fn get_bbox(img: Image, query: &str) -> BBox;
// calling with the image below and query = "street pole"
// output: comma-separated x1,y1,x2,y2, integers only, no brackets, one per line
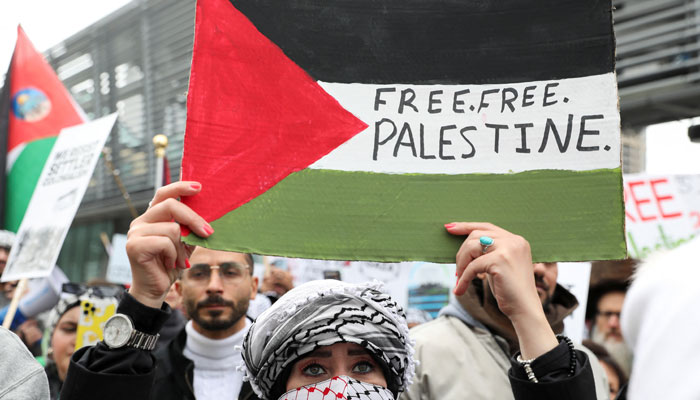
153,134,168,191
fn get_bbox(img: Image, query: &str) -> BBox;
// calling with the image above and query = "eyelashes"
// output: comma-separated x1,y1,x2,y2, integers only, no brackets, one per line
298,358,377,377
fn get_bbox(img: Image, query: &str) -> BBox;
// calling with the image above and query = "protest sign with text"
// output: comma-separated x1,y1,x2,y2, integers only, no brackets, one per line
181,0,625,263
105,233,131,285
624,174,700,259
1,114,117,281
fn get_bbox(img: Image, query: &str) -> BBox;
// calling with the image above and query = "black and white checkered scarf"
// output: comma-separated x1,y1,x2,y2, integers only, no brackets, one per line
241,280,414,400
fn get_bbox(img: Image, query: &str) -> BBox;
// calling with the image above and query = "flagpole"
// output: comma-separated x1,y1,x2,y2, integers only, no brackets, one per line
101,148,139,218
153,134,168,191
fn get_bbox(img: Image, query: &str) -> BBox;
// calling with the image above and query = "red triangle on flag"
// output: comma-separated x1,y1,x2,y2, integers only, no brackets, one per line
181,0,368,224
8,26,84,153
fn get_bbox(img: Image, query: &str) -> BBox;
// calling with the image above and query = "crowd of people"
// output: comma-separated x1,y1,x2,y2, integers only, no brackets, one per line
0,180,698,400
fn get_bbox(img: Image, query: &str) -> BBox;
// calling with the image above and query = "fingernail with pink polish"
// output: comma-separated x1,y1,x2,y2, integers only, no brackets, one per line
444,223,456,229
203,224,214,235
190,183,201,190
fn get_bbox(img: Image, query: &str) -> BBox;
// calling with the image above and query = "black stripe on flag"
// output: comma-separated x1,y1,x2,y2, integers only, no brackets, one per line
231,0,615,84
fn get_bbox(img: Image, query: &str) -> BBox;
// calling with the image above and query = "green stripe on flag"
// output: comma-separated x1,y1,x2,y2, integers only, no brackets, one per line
5,137,57,232
184,168,626,263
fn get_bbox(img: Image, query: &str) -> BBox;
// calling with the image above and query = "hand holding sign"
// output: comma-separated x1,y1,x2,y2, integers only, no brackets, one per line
181,0,625,263
126,182,213,308
446,222,557,360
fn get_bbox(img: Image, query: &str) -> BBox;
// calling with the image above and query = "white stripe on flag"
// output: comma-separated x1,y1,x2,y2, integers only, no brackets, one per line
313,73,620,174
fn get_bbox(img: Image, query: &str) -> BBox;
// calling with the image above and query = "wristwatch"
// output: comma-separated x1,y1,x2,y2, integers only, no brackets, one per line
103,313,160,350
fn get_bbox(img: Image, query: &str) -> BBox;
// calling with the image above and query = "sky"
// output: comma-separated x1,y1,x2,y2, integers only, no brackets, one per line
646,119,700,175
0,1,131,73
2,0,700,175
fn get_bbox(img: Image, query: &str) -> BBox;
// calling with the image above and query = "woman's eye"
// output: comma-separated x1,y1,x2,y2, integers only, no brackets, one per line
352,361,374,374
302,363,326,376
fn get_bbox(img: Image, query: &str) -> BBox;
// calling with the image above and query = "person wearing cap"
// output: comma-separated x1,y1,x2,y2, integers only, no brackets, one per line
586,280,631,377
61,181,599,400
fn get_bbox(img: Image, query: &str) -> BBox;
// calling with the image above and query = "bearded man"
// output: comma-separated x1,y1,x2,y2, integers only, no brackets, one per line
404,260,610,399
587,280,632,377
150,247,259,400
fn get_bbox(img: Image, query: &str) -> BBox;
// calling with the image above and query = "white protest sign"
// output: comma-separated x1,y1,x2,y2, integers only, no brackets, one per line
624,174,700,259
257,257,429,310
343,262,411,308
105,233,131,284
1,114,117,282
557,262,592,344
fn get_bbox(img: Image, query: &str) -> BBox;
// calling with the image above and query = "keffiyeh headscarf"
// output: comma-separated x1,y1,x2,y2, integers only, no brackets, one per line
46,292,82,341
242,280,414,400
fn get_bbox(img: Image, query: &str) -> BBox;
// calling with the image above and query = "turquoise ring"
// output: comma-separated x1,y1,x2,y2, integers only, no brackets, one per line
479,236,494,253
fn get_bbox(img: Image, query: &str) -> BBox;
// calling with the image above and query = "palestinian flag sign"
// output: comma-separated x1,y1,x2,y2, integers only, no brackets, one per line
182,0,626,263
0,26,85,232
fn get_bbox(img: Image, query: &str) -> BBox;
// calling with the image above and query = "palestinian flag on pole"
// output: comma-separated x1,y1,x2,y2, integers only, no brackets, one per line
0,26,85,232
182,0,626,262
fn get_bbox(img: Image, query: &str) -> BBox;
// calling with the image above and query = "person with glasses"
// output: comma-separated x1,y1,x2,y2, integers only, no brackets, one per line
147,249,258,400
586,280,631,378
63,181,259,400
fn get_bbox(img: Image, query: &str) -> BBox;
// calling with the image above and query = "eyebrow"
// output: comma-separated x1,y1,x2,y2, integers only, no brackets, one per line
303,349,332,359
300,347,370,360
348,348,369,356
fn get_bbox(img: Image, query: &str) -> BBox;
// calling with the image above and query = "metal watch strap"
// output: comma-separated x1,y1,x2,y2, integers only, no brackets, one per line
126,330,160,350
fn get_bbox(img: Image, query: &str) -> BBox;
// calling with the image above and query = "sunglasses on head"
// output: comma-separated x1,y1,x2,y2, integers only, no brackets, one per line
62,282,125,299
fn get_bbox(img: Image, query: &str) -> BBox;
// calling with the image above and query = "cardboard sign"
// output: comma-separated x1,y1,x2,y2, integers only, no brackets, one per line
182,0,624,263
1,114,116,282
105,234,132,284
624,174,700,259
75,297,118,349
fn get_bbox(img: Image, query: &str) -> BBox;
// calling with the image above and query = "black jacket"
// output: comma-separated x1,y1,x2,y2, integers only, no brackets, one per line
63,293,593,400
152,326,257,400
62,293,258,400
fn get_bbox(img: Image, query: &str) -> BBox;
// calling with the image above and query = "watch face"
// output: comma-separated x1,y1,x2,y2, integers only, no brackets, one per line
104,314,133,348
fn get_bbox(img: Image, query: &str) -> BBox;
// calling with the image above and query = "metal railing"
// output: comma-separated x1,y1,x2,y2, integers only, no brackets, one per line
615,0,700,127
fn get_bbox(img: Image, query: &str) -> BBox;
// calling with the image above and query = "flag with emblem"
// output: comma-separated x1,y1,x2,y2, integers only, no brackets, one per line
181,0,626,262
0,26,85,232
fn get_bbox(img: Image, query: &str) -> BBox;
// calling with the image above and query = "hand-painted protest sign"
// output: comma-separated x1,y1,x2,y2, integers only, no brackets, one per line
624,174,700,259
182,0,625,263
1,114,116,282
106,234,132,285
